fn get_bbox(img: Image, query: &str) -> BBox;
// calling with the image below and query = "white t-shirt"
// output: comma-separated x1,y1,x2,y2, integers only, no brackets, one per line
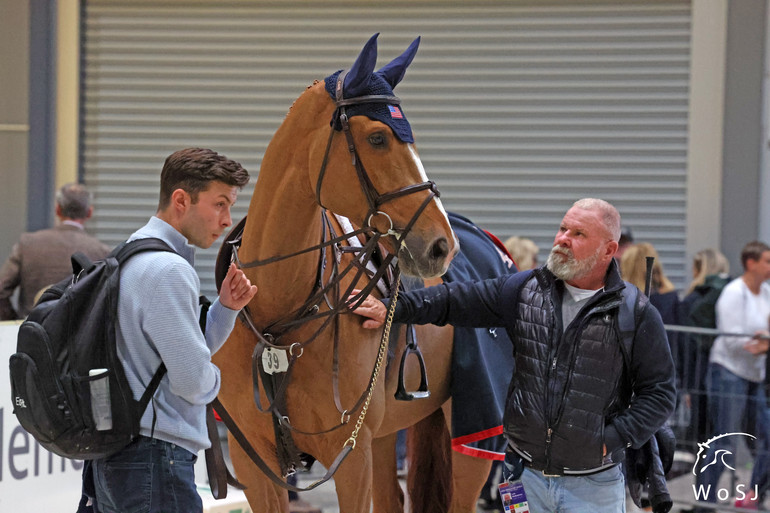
562,282,602,329
709,277,770,382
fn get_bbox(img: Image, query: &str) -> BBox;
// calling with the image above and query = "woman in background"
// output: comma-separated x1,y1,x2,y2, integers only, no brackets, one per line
503,236,539,271
621,243,684,438
620,242,679,317
680,249,730,453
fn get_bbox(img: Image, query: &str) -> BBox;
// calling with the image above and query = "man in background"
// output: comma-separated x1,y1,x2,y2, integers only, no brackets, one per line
0,183,111,319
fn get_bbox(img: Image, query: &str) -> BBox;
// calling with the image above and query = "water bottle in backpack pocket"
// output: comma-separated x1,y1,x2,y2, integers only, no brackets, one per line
88,369,112,431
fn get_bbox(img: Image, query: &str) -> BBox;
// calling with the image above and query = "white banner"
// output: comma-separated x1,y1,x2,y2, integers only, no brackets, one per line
0,322,83,513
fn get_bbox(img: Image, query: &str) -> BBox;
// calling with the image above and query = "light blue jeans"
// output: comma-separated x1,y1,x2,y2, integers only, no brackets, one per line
518,466,626,513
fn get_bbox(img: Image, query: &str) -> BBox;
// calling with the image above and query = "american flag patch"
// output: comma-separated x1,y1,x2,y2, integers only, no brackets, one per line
388,105,403,119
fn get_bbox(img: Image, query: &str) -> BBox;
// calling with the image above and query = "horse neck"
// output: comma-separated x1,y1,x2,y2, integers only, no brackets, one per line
239,85,333,323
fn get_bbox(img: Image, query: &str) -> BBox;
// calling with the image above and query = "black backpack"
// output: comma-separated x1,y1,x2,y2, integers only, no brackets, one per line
8,238,176,460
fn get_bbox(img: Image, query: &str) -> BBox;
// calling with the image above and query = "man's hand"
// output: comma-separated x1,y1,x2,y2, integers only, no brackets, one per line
219,263,258,310
348,289,387,329
744,330,770,355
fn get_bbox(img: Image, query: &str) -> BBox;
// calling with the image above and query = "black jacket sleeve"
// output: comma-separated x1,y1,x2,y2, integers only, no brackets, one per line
387,271,534,328
605,301,677,452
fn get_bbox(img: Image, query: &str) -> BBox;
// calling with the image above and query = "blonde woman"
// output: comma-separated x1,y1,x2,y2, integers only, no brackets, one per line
680,248,730,447
620,242,676,296
686,248,730,295
503,236,539,271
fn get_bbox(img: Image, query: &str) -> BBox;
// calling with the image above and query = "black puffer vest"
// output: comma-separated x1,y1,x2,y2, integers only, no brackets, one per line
503,265,632,474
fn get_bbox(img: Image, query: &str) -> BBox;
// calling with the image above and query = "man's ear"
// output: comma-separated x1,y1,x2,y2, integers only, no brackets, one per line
606,240,619,259
169,188,191,212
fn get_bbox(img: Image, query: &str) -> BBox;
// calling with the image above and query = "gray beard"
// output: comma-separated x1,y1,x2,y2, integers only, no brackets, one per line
546,246,601,282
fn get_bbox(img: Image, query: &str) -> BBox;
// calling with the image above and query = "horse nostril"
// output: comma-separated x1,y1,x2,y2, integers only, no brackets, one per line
429,237,449,261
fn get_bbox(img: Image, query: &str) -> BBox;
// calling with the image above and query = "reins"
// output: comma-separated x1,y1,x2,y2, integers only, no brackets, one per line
212,279,400,493
213,71,441,492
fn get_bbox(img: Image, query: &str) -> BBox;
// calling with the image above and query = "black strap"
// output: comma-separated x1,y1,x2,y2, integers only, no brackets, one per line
617,285,646,377
205,403,246,498
212,397,353,493
126,238,177,426
113,237,176,262
200,295,247,499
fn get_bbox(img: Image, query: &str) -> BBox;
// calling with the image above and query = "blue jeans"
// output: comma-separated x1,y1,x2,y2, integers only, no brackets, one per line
695,363,770,502
516,466,626,513
92,436,201,513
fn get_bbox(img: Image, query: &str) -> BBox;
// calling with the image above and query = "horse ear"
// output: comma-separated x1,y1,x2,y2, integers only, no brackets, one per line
344,33,380,98
378,36,421,88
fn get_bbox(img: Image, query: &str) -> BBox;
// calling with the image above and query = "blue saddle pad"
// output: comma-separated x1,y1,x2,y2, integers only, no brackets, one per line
443,212,516,459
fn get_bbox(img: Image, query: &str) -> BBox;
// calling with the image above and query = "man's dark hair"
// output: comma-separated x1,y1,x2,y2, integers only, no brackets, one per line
56,183,92,219
740,240,770,270
158,148,250,210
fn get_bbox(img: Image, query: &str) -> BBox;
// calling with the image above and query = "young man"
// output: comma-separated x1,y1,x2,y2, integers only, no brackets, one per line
696,240,770,509
352,198,676,513
87,148,257,513
0,183,111,319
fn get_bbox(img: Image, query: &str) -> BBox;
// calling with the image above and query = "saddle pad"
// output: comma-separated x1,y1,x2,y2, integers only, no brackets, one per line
438,212,517,459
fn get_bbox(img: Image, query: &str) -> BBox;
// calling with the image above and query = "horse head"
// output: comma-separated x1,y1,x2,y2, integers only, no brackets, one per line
312,33,458,279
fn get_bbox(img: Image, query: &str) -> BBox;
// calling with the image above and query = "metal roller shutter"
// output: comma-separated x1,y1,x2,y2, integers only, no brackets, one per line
81,0,691,297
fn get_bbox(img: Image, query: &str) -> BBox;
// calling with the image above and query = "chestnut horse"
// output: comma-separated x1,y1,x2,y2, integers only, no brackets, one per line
213,34,494,513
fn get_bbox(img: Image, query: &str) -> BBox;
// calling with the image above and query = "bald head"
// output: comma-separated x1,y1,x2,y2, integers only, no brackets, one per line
571,198,621,242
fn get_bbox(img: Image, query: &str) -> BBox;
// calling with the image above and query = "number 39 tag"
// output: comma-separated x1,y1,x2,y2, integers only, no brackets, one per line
262,347,290,375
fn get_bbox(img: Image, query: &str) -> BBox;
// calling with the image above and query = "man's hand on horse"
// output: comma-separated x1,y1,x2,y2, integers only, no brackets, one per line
348,289,387,329
220,263,258,310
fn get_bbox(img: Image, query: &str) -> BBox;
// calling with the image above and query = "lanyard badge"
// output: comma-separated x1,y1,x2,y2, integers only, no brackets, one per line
498,480,530,513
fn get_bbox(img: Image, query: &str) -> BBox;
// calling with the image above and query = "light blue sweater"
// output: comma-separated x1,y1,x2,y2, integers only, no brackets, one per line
117,216,238,454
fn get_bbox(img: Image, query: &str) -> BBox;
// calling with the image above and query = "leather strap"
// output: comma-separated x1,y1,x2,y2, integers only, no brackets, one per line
212,398,353,492
205,403,246,498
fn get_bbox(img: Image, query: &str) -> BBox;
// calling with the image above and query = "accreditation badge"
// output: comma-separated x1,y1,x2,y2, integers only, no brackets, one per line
498,480,529,513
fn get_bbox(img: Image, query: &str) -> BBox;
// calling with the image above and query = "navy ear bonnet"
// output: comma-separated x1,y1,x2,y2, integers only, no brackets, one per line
323,34,420,144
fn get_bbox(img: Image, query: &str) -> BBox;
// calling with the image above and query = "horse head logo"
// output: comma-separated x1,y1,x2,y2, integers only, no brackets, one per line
692,432,757,475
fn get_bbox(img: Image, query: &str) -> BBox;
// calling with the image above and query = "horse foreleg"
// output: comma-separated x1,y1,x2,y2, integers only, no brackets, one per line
371,432,405,513
228,432,290,513
331,440,374,513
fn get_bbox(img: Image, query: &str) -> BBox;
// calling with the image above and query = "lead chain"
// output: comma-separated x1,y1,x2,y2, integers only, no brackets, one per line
344,276,401,450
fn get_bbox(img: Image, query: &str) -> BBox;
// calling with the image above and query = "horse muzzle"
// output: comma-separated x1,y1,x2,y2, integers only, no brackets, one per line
397,231,458,279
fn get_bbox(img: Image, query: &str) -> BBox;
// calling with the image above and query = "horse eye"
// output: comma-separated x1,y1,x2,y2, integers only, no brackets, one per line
368,132,386,147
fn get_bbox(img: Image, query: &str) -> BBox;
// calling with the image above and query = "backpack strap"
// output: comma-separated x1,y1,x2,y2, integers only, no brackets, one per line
115,238,178,426
616,285,648,381
113,237,176,262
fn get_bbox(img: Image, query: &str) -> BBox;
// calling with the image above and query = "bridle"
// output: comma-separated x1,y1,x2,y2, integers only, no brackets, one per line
223,71,444,438
234,69,442,335
317,69,440,245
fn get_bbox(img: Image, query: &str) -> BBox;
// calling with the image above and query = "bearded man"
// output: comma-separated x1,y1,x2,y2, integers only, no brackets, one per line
351,198,675,513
